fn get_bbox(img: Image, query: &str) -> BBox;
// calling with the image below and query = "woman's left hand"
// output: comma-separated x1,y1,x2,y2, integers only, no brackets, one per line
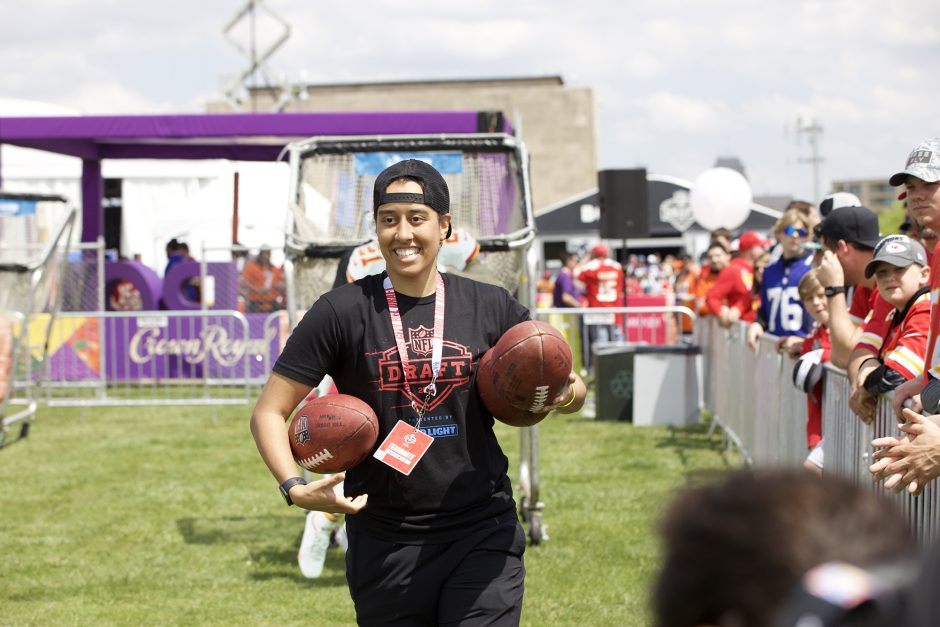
544,373,586,414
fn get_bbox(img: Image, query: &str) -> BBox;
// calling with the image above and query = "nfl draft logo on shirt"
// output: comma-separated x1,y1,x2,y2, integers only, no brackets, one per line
375,335,472,412
410,326,434,355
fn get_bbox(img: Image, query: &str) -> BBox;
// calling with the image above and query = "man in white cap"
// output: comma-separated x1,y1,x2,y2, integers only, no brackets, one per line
872,138,940,496
888,138,940,422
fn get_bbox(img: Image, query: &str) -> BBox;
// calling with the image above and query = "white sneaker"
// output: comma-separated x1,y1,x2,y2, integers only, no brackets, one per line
298,511,335,579
333,522,348,553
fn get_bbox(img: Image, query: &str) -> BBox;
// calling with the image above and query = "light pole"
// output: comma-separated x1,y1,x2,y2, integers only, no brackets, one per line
796,116,823,202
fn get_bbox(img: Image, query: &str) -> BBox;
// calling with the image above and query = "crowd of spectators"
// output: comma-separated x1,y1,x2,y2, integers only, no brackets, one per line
650,135,940,624
239,246,285,313
535,137,940,499
163,240,287,313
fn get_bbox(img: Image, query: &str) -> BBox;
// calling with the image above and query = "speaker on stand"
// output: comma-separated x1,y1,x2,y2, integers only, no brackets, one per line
597,168,649,240
597,167,649,304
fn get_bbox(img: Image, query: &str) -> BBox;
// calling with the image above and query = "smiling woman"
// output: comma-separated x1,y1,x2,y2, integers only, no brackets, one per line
375,178,451,298
250,157,585,626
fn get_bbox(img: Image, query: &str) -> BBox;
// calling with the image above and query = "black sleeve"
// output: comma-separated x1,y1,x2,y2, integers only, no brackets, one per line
332,249,354,289
863,364,908,396
272,296,343,387
502,286,531,330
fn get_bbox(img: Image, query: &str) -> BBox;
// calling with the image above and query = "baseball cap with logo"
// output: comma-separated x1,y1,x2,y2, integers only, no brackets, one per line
864,234,928,279
889,137,940,187
814,206,881,249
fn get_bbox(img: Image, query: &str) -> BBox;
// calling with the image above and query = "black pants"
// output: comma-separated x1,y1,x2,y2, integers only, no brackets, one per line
345,519,526,626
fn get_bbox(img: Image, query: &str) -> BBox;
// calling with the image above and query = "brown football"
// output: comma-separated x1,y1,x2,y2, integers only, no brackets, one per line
476,320,572,425
288,394,379,473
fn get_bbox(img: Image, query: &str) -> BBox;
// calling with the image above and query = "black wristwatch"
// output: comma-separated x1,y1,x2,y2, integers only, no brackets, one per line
824,285,847,298
279,476,307,506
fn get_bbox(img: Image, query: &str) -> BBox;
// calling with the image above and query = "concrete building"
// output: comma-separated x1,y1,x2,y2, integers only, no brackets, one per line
830,177,898,213
208,76,597,212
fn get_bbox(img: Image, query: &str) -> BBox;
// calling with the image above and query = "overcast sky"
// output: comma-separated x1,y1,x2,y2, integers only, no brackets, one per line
2,0,938,202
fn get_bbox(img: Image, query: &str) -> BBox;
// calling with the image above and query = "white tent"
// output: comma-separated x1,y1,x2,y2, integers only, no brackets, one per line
0,99,291,271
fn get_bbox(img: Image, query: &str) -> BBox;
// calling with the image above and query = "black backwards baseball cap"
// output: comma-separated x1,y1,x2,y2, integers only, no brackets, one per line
373,159,451,238
864,234,928,279
889,137,940,187
813,205,881,249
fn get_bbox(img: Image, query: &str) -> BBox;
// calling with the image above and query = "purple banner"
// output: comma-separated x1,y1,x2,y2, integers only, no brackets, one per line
45,312,283,383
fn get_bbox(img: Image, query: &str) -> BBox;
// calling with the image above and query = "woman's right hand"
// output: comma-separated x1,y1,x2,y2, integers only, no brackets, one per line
290,473,368,514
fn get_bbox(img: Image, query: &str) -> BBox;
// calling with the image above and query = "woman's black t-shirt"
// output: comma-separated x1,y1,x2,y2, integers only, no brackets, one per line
273,272,530,543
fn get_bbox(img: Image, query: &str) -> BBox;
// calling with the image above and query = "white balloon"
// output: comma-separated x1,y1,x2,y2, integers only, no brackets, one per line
690,167,753,232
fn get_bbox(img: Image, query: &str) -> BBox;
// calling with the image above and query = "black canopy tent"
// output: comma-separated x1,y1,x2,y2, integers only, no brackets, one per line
535,173,779,239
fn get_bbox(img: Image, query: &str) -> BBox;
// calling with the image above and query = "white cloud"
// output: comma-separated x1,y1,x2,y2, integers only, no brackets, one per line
637,92,729,134
0,0,938,204
60,82,174,115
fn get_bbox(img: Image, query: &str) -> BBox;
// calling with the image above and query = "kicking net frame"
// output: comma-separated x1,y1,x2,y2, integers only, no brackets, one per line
0,194,76,447
281,133,550,543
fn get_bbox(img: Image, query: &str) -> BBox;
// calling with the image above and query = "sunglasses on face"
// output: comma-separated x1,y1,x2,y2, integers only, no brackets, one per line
784,225,809,238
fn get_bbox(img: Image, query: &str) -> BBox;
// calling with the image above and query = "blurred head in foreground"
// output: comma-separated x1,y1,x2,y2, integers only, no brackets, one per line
653,469,915,627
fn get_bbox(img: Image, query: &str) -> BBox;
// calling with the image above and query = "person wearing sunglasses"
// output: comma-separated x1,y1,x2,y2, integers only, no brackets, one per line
746,209,817,352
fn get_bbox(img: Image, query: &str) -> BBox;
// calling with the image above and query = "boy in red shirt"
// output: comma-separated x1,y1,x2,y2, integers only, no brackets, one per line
793,270,831,474
849,235,931,422
706,231,770,327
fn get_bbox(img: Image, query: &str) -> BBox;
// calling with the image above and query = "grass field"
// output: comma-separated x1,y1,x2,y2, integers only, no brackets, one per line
0,404,738,626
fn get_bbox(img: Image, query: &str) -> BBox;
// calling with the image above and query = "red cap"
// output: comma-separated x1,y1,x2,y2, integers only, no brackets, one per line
591,243,609,258
738,231,770,251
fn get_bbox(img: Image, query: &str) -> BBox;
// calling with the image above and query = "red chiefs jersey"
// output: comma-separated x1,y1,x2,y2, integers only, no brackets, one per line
705,257,757,322
877,294,931,380
576,258,625,308
853,284,893,355
800,325,831,448
848,285,879,326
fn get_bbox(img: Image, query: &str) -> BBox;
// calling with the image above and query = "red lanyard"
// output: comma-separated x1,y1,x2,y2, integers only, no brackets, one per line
383,273,445,428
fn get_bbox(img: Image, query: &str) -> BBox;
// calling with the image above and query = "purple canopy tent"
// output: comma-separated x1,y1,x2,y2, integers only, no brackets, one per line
0,111,510,242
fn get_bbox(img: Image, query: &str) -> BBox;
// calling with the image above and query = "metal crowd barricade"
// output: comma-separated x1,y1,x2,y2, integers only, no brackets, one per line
535,305,697,346
41,310,253,407
698,319,809,466
699,315,940,544
821,367,940,545
534,304,698,391
528,304,696,541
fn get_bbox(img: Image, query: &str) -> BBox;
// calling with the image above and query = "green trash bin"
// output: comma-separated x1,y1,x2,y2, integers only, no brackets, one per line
592,342,701,424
